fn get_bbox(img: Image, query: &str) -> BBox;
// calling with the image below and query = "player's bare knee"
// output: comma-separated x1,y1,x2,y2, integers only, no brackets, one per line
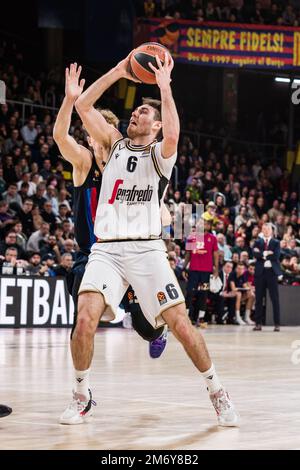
171,312,193,344
75,313,96,337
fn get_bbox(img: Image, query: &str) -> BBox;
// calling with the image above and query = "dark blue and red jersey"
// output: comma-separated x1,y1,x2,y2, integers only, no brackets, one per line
72,157,102,255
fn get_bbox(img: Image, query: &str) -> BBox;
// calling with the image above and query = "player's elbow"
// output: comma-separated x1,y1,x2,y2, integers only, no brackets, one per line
53,128,62,144
75,95,91,114
164,133,179,147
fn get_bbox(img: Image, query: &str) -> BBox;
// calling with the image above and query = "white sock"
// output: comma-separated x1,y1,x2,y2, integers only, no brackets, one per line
75,368,90,400
198,310,205,319
202,363,222,394
245,309,251,318
236,310,241,319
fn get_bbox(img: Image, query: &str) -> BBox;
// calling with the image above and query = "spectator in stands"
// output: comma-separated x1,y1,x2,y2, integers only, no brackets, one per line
203,201,219,227
2,183,22,207
41,253,56,277
26,221,50,252
20,118,37,145
0,201,14,233
15,198,35,237
40,201,57,232
57,188,71,211
40,158,53,181
53,252,73,276
283,4,296,25
32,182,47,209
232,236,247,256
275,213,285,239
16,172,36,196
26,251,44,275
13,221,27,251
55,203,71,226
39,234,61,262
229,262,255,325
3,129,23,154
0,246,27,275
0,230,26,258
61,220,73,240
2,155,17,184
217,232,232,261
144,0,155,17
213,260,237,324
62,238,76,260
45,185,59,215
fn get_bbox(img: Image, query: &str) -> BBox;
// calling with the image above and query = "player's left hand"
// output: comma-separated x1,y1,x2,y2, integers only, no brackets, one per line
65,63,85,102
148,52,174,90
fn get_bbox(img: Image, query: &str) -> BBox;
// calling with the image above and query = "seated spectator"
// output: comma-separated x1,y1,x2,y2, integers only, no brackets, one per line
32,182,47,209
0,200,16,235
40,200,57,231
40,234,61,262
18,182,30,203
143,0,155,17
169,256,183,281
186,177,201,202
229,262,255,325
232,236,247,256
53,252,73,276
41,253,57,277
40,159,53,181
288,239,300,257
45,184,58,217
26,251,44,275
0,167,6,196
55,203,72,226
3,129,23,154
240,250,250,265
2,155,17,184
57,188,71,211
16,172,36,196
212,261,237,324
2,183,22,207
203,201,220,228
217,232,232,261
0,230,26,259
62,238,76,260
61,220,74,240
26,222,50,252
16,198,35,237
282,4,296,25
12,221,27,252
0,246,27,275
20,118,37,145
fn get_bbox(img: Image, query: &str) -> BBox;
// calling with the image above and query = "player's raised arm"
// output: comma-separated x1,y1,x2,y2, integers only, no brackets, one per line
148,53,179,159
75,54,140,147
53,63,92,172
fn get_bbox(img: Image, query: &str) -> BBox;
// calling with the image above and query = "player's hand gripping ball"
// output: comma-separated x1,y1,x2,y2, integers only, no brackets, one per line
130,42,172,84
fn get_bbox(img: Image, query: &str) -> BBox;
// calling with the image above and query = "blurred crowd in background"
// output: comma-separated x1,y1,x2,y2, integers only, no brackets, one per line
139,0,300,27
0,27,299,293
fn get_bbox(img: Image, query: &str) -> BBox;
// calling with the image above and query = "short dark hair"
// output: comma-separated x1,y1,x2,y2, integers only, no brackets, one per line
237,262,245,268
142,97,161,121
142,97,163,141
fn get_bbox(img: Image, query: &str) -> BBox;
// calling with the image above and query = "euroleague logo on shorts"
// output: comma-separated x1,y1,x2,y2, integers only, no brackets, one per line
157,291,167,306
108,179,154,205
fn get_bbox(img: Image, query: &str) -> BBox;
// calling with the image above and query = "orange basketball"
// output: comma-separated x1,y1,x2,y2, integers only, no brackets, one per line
130,42,172,85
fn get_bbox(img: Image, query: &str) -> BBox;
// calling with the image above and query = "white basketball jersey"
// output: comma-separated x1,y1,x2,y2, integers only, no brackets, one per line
94,138,177,240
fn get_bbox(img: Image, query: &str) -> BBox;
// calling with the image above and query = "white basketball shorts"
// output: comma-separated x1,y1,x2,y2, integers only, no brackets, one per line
78,239,185,328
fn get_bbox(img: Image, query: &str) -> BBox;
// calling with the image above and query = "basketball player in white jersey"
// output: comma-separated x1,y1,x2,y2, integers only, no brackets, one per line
60,54,239,427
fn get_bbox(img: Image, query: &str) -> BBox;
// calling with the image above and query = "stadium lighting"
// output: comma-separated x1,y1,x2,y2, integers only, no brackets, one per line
275,77,291,83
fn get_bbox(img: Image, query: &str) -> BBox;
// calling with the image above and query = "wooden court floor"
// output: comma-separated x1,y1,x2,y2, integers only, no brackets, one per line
0,325,300,450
